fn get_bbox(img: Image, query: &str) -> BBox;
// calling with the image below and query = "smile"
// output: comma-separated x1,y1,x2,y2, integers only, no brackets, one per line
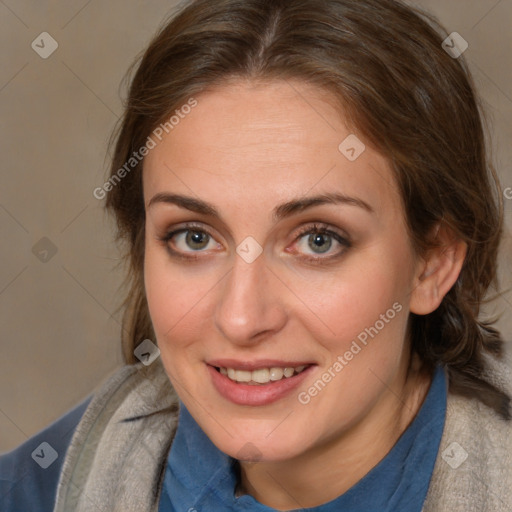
215,365,308,385
207,362,315,406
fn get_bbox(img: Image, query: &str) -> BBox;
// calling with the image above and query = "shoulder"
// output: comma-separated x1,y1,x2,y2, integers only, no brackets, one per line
54,358,180,512
61,358,179,444
0,396,91,512
423,355,512,512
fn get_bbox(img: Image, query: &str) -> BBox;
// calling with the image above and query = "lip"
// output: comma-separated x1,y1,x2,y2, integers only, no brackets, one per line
207,363,316,406
207,359,314,371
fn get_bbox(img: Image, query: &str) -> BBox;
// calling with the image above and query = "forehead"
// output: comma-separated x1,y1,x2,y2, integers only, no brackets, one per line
142,80,400,217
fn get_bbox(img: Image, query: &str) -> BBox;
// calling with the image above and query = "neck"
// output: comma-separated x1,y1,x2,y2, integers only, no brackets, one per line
237,353,433,511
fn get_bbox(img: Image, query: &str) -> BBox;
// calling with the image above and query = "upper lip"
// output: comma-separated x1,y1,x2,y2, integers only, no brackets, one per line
207,359,314,371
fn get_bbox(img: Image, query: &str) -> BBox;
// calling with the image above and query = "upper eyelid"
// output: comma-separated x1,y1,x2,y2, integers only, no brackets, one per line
163,225,219,245
162,222,225,244
293,223,351,248
295,223,348,238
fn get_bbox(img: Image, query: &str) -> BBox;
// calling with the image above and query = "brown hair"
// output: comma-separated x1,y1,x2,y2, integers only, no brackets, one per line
105,0,510,419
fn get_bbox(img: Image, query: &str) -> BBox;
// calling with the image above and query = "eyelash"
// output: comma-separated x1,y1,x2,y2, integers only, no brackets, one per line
158,222,351,263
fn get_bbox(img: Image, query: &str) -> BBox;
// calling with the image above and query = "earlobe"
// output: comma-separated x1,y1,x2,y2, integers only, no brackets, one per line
409,224,467,315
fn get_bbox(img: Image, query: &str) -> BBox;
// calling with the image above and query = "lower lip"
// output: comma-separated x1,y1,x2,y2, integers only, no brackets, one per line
207,364,315,406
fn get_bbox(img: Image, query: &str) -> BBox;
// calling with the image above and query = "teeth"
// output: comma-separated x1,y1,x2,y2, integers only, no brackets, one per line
219,365,308,384
269,367,283,381
234,370,252,382
252,368,270,383
283,367,294,378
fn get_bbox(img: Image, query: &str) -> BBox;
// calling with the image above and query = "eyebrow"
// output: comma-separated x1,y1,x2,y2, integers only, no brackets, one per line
147,192,374,221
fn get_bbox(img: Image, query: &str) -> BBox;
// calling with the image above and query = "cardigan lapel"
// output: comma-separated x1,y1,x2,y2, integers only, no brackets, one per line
53,359,180,512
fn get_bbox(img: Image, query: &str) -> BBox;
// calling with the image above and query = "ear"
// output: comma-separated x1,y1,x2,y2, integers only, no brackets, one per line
409,223,468,315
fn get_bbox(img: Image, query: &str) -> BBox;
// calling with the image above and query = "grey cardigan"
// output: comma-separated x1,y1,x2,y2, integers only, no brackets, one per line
53,357,512,512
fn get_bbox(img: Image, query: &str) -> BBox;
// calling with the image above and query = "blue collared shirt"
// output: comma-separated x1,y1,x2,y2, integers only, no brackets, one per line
0,396,92,512
159,364,447,512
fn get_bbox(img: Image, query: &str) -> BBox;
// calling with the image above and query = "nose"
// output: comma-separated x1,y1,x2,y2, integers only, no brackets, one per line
214,252,287,346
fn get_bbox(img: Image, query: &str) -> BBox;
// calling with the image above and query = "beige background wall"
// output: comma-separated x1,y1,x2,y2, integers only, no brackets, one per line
1,0,511,452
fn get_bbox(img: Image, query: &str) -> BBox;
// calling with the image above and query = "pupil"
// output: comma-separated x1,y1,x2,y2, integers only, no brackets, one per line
187,231,208,250
309,233,331,253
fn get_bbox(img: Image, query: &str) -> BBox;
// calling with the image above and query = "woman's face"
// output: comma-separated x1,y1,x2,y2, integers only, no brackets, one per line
143,80,423,463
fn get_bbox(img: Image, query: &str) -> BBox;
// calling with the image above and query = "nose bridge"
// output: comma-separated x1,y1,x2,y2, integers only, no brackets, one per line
214,252,286,344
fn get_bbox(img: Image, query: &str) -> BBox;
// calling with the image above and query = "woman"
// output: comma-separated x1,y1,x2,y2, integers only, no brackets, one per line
2,0,511,510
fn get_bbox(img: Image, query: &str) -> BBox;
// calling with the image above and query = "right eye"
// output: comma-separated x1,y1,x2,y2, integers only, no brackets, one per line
159,223,223,258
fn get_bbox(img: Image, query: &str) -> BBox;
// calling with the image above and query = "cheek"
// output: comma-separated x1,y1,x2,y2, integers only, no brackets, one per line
310,244,413,363
298,270,409,425
315,282,404,355
143,242,219,355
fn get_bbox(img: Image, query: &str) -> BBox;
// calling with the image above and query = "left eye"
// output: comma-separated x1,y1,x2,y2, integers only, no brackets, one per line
298,232,333,254
294,227,350,257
